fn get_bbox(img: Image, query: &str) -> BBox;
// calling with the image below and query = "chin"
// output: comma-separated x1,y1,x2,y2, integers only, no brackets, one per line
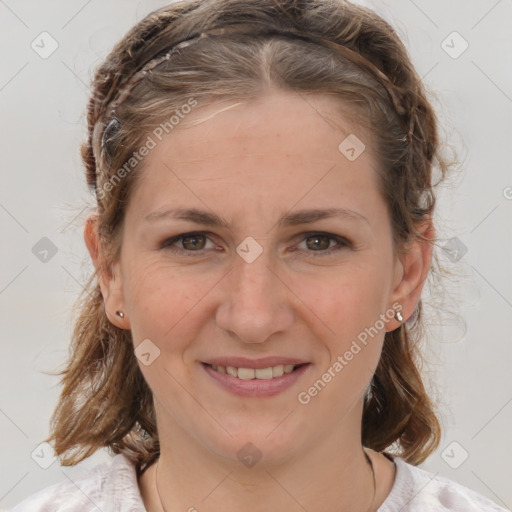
202,421,308,469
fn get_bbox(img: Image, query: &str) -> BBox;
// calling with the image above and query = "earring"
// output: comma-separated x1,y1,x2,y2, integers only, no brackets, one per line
116,310,125,318
395,311,404,323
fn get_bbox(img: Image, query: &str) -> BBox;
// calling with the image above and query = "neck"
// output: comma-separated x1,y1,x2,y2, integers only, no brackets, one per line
147,403,378,512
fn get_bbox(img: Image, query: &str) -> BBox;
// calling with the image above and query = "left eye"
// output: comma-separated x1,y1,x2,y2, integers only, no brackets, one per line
294,233,349,256
160,231,350,257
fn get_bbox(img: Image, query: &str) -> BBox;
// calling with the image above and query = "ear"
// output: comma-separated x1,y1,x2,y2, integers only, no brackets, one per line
387,219,434,330
84,214,130,330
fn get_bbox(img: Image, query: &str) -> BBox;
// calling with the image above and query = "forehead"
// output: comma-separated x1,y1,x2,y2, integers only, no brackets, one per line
127,91,383,223
154,92,372,162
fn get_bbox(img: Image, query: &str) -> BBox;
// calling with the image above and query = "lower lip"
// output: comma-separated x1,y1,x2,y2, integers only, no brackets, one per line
201,363,311,397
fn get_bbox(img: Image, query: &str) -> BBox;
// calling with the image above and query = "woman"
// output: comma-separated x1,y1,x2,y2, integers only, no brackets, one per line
8,0,507,510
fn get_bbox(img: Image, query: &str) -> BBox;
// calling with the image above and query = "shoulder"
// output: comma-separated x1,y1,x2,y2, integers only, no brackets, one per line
6,453,146,512
378,455,509,512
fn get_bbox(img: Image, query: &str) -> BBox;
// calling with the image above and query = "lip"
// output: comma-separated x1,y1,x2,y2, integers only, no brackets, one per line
202,356,309,369
201,361,311,397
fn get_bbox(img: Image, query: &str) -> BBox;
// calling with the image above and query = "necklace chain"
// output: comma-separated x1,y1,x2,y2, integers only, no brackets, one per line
365,449,377,512
155,449,376,512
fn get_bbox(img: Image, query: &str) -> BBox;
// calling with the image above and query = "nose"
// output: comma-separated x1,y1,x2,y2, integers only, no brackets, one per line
215,246,295,344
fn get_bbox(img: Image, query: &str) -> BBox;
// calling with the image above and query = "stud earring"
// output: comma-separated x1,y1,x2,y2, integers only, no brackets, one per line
116,311,125,318
395,311,404,323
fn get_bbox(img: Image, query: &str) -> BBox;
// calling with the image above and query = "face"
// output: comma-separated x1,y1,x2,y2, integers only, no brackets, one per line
97,91,415,465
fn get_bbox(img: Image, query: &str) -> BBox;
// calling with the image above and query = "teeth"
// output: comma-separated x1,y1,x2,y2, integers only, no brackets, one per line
238,367,255,380
210,363,300,379
255,367,273,379
226,366,238,377
272,365,284,377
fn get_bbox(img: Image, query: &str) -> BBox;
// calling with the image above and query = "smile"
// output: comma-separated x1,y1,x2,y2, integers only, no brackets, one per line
208,363,302,380
201,362,311,397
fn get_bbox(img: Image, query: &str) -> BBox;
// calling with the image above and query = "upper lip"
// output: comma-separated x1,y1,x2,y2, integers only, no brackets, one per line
202,357,310,369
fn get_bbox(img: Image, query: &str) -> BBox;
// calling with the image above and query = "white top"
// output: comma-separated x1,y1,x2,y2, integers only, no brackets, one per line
7,452,509,511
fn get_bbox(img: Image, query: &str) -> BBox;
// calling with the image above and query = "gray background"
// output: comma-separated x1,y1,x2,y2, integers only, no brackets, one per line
1,0,511,509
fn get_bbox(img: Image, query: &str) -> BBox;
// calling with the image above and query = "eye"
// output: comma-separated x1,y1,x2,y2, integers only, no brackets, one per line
294,232,351,257
160,232,216,255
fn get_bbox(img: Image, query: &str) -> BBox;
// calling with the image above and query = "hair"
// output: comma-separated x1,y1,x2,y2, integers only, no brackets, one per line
46,0,452,473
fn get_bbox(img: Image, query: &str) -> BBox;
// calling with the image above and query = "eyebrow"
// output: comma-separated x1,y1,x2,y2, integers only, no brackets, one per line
144,207,369,228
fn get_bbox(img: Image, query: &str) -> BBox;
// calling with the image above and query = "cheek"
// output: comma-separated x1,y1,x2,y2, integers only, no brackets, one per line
300,261,390,326
122,258,217,342
297,262,391,375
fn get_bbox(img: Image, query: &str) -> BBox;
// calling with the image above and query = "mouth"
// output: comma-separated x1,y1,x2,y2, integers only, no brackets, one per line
204,363,307,380
200,361,311,397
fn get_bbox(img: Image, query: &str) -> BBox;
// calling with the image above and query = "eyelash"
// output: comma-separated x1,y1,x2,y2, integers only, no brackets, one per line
160,231,351,257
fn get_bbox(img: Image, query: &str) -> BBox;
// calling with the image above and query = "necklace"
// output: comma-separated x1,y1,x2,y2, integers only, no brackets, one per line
364,449,377,512
154,449,376,512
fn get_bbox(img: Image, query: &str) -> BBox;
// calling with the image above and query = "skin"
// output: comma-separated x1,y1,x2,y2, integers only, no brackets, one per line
85,91,434,511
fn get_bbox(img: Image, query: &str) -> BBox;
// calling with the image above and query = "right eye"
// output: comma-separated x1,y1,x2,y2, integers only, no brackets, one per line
160,232,217,255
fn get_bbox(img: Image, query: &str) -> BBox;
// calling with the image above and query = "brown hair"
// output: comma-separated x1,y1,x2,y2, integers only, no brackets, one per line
46,0,451,472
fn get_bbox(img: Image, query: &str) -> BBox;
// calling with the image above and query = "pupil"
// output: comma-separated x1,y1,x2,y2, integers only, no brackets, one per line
183,235,204,250
307,235,329,251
